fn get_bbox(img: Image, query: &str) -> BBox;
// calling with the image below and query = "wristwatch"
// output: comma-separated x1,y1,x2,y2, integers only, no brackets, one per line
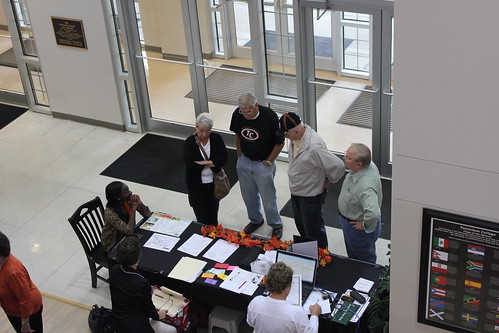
264,160,274,166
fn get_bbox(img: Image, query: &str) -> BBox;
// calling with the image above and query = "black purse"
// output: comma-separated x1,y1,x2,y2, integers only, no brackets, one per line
88,304,112,333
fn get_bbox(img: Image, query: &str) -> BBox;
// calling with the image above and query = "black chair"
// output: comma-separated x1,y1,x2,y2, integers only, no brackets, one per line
68,196,109,288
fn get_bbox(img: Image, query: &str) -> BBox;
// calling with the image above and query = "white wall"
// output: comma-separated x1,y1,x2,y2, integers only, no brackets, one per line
26,0,123,126
391,0,499,331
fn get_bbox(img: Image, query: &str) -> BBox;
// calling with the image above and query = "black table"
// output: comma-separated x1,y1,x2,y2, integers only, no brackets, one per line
109,220,383,332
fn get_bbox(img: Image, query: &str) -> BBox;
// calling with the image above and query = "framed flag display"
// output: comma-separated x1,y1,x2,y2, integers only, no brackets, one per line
418,208,499,332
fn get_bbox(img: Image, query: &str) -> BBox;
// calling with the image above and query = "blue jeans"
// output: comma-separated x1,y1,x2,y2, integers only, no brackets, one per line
340,216,381,263
236,156,282,228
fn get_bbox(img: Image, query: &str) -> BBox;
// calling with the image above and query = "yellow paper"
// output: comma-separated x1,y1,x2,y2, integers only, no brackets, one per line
217,273,229,280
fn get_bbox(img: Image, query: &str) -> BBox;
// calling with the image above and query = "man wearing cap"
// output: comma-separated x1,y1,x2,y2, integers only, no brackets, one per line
338,143,382,263
230,92,284,239
279,112,344,248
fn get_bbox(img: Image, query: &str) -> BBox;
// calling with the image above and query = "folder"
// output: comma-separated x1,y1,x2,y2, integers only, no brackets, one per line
168,256,207,283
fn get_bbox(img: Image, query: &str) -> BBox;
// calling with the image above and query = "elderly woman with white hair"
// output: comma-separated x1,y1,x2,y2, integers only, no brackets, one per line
184,112,228,225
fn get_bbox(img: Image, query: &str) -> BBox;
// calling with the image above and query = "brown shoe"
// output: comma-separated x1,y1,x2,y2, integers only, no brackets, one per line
271,226,283,239
243,219,264,234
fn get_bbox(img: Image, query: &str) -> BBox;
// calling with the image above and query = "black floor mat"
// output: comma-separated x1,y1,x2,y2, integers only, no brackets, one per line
100,134,239,194
0,104,28,130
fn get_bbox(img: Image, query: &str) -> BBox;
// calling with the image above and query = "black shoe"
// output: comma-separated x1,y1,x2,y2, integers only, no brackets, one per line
271,226,283,239
244,219,264,234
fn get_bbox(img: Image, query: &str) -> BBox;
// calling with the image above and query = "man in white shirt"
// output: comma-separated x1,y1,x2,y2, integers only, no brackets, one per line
247,262,321,333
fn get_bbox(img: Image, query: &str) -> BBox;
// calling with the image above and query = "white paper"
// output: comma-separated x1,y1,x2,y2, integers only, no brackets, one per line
202,239,238,263
177,234,213,256
303,290,334,314
143,233,180,252
219,267,263,295
353,277,375,293
140,212,191,237
286,275,302,306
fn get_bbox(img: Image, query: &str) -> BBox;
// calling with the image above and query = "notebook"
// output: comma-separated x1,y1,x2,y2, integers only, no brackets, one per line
276,250,318,305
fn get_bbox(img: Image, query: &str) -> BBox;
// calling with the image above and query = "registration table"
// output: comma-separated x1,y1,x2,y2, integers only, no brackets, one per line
108,219,383,332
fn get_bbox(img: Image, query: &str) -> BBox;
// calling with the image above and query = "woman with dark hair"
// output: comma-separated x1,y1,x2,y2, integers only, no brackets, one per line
109,236,176,333
184,112,228,225
0,231,43,333
247,262,321,333
101,181,151,253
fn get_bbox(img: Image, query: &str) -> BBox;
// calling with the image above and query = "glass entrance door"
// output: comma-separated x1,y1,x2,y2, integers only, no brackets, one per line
298,1,393,177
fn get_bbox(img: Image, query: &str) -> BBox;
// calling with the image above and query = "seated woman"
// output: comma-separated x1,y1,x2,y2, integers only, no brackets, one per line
247,262,321,333
110,236,176,333
101,181,151,254
184,112,228,225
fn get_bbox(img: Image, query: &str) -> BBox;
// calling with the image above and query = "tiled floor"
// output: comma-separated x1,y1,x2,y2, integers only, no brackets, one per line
0,111,389,309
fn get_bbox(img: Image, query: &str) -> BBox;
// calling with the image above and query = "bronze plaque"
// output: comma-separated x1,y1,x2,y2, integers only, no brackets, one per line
51,17,87,49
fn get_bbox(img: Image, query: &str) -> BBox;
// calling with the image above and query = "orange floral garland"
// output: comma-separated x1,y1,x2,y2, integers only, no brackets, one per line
200,224,332,267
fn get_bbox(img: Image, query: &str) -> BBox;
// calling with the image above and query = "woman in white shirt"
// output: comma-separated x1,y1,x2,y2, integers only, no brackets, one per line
184,113,228,226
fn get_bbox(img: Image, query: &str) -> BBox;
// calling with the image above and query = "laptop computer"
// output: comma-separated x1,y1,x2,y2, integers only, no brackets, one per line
276,250,318,305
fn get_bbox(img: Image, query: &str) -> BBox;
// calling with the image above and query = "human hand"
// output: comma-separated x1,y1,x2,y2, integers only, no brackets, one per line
309,303,322,316
157,309,168,320
130,194,140,209
350,220,365,230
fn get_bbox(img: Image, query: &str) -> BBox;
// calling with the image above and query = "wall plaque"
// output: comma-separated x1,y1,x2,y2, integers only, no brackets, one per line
51,17,87,49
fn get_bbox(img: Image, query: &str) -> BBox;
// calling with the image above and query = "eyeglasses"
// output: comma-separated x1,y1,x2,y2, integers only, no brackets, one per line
238,106,254,115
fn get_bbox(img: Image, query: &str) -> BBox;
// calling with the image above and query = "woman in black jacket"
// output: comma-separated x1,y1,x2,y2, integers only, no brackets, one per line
109,236,176,333
184,113,228,225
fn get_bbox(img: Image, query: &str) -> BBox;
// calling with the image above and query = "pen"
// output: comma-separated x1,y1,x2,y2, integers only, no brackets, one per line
238,280,247,289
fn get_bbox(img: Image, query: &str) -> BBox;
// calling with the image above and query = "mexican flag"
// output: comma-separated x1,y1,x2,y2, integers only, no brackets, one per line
433,237,449,248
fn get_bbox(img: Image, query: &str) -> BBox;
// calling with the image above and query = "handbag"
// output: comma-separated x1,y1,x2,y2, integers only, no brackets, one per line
88,304,112,333
152,286,191,331
195,134,230,200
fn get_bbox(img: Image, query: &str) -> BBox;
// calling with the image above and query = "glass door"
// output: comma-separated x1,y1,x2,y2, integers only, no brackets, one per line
0,0,49,110
297,0,393,177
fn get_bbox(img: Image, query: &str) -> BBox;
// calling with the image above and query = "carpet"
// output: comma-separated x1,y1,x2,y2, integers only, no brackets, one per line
279,176,391,240
244,34,354,59
185,65,332,113
100,134,239,194
0,39,36,68
337,86,393,130
0,104,28,130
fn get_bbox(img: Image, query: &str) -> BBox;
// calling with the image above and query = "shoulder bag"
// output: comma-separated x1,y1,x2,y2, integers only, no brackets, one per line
195,134,230,200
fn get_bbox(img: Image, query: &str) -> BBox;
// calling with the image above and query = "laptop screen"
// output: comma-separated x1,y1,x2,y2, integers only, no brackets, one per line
276,250,317,284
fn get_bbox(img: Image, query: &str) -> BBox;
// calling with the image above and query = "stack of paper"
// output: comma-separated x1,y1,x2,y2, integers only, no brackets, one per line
168,256,207,283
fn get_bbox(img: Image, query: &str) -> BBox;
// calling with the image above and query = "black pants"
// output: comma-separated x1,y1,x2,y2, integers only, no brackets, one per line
291,190,328,248
8,305,43,333
189,182,220,226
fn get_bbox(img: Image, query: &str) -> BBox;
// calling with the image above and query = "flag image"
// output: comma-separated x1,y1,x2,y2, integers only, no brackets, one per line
431,262,448,274
432,274,447,286
429,308,444,320
463,295,480,306
433,237,449,248
468,244,485,256
430,298,445,309
465,279,482,290
466,260,483,272
432,250,449,261
431,287,445,297
462,312,478,324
